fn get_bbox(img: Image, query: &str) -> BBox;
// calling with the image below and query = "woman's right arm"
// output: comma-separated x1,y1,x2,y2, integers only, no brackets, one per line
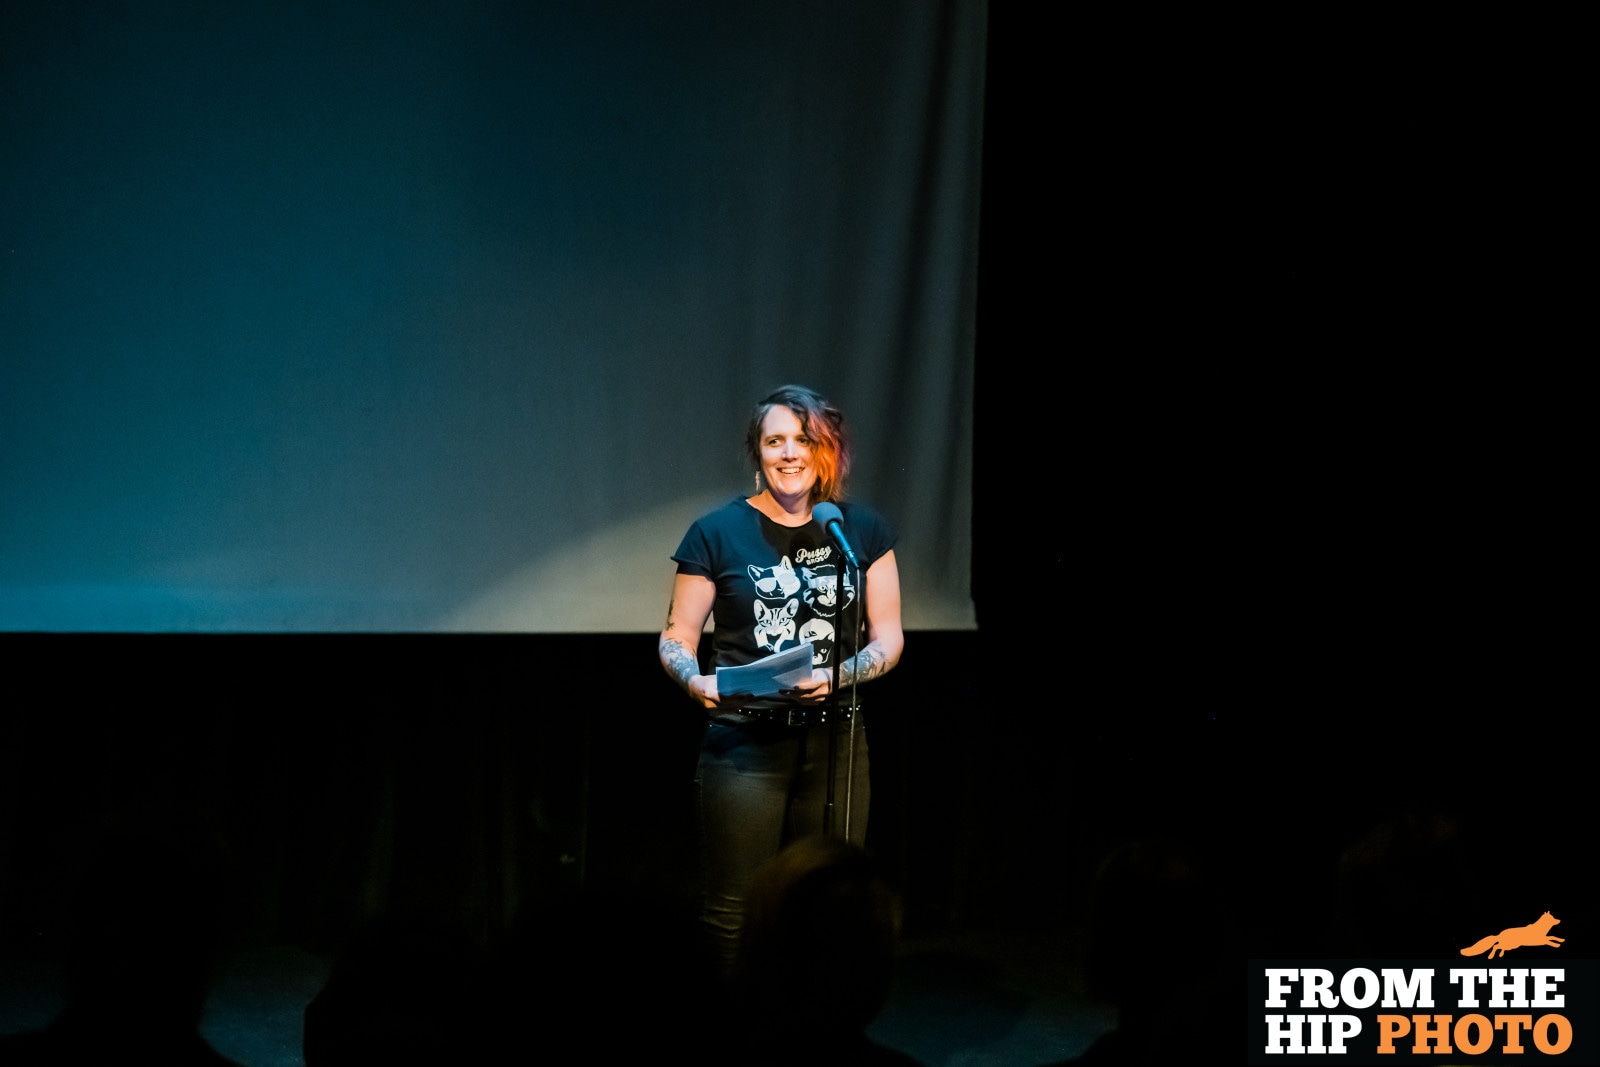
659,571,721,709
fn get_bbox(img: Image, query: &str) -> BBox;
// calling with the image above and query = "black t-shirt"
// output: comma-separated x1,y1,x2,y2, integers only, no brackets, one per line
672,496,897,704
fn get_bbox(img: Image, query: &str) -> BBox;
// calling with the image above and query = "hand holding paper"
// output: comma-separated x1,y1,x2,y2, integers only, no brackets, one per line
714,643,815,700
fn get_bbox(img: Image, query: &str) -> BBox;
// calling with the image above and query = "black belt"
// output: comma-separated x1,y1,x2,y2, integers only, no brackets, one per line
731,704,857,728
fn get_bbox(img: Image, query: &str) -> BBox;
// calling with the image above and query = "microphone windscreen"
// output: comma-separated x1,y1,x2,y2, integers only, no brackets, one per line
812,501,843,526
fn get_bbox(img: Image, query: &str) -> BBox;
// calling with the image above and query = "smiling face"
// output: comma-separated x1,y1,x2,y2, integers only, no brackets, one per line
745,385,848,503
758,405,819,504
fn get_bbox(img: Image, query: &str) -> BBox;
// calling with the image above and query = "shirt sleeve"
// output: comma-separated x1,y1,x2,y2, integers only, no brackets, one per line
848,502,898,569
671,521,714,577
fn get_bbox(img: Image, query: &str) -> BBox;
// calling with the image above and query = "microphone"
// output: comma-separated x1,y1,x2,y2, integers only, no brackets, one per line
811,502,860,569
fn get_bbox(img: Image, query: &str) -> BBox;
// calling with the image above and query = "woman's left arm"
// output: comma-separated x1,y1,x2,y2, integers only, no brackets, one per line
839,548,903,687
787,549,903,701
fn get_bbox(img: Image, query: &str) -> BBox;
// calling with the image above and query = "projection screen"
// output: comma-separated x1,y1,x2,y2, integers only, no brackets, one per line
1,1,984,632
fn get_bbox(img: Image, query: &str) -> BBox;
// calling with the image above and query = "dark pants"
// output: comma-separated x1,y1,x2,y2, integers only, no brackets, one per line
694,714,870,972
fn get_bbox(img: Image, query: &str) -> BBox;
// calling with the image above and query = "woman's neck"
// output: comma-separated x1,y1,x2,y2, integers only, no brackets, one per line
748,488,813,527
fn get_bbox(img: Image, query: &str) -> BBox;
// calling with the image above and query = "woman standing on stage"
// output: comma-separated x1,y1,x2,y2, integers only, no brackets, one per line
658,383,904,972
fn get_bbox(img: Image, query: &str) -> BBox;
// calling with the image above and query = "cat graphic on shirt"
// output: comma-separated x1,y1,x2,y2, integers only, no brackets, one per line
801,564,853,616
754,598,798,653
798,618,833,665
750,558,801,600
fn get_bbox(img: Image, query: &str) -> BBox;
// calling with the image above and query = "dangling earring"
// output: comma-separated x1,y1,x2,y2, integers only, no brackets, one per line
754,471,763,494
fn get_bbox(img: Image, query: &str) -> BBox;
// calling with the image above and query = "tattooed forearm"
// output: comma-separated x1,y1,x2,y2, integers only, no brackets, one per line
659,636,700,688
839,645,887,688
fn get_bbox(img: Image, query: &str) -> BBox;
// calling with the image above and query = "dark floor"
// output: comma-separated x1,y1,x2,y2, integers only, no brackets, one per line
0,920,1114,1067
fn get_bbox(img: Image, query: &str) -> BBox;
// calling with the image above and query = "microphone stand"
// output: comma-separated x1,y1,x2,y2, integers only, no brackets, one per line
822,555,865,840
842,554,864,840
823,651,838,837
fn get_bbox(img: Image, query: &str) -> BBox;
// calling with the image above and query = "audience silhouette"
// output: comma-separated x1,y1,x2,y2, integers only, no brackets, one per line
729,834,923,1067
0,825,243,1067
478,883,717,1064
1323,805,1484,958
1050,835,1230,1066
301,882,719,1064
302,908,485,1065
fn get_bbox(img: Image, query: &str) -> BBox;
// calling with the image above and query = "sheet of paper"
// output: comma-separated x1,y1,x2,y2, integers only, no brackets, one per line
714,642,815,699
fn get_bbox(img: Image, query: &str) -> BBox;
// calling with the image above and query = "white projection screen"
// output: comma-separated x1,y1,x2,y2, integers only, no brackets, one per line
1,1,984,633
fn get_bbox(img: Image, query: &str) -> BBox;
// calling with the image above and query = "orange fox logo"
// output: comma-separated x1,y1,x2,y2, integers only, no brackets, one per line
1459,911,1564,959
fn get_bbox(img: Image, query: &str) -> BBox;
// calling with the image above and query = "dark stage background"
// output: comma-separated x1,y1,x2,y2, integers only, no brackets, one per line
1,2,1589,1008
